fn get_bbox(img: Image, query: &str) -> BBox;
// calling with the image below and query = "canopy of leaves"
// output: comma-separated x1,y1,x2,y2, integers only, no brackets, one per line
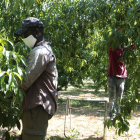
0,0,140,138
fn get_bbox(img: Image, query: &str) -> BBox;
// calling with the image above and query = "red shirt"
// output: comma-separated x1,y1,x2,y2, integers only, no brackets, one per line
107,48,127,78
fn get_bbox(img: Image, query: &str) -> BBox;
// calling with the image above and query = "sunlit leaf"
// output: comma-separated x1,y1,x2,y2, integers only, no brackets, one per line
5,0,9,8
0,71,6,78
13,72,21,81
11,0,19,14
20,57,27,67
27,0,35,12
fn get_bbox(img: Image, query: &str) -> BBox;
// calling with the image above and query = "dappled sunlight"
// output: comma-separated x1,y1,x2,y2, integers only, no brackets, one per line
48,81,140,139
48,114,104,139
59,82,109,101
48,101,140,140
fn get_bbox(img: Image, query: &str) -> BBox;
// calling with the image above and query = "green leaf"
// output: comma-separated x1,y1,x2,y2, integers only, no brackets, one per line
12,52,17,60
112,118,116,126
27,0,35,12
17,66,24,79
3,131,10,140
11,0,19,14
0,71,6,78
16,119,21,130
6,51,10,61
8,73,13,88
0,46,4,59
11,116,18,128
5,0,9,8
107,119,112,129
2,47,6,55
10,136,14,140
12,76,18,93
135,88,138,98
127,8,131,17
9,51,12,64
118,128,122,136
13,72,21,81
20,57,27,67
6,40,15,50
117,122,122,128
3,117,9,128
0,113,5,126
57,48,60,57
18,90,24,106
1,74,6,91
5,90,13,98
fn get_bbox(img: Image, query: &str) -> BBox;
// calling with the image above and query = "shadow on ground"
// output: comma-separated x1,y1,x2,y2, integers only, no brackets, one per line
59,89,108,98
56,98,107,118
48,135,103,140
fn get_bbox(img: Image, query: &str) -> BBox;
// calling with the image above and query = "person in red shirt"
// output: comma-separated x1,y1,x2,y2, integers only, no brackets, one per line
107,44,134,119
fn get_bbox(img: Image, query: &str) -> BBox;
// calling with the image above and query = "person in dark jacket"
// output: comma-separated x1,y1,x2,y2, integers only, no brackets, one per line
15,17,58,140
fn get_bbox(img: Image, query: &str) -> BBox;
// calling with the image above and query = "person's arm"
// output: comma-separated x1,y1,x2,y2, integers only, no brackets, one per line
123,44,135,51
130,44,135,50
18,46,49,91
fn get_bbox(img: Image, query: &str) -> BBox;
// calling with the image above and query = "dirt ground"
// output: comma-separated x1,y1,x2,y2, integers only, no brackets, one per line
46,91,140,140
46,82,140,140
0,81,140,140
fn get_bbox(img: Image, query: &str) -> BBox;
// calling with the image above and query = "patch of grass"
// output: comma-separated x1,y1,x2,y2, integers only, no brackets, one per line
84,82,96,88
139,134,140,138
67,88,95,94
47,136,70,140
57,98,66,105
70,127,80,138
70,100,105,108
66,88,107,96
95,129,101,135
57,98,105,109
68,84,107,95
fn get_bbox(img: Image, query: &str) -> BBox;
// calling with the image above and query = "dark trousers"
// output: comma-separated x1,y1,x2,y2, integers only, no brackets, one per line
22,105,52,140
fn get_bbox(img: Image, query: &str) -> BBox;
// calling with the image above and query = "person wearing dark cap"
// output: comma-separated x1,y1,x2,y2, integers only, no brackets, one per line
15,17,58,140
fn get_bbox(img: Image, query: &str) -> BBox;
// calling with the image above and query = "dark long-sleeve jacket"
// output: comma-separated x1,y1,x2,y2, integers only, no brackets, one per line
18,41,58,115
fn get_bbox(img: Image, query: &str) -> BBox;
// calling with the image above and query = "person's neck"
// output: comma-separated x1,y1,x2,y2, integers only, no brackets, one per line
34,37,44,47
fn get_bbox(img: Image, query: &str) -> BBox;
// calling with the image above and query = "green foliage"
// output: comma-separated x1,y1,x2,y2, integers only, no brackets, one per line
70,100,104,108
104,114,130,136
88,29,108,92
70,128,80,138
97,0,140,136
1,0,140,138
0,39,28,139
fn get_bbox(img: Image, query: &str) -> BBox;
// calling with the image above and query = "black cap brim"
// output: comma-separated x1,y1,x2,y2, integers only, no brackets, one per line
14,28,28,36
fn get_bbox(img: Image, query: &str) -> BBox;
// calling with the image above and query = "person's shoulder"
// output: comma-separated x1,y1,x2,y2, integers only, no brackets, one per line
33,44,53,56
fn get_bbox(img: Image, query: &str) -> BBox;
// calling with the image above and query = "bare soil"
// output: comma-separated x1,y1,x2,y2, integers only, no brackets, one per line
46,83,140,140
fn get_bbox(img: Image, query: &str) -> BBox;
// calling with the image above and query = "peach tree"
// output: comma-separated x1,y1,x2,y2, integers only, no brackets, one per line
0,0,140,139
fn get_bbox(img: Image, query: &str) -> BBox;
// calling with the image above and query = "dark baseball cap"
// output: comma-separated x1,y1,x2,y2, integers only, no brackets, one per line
15,17,44,36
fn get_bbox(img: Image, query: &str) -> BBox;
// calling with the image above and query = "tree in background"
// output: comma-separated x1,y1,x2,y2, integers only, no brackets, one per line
0,0,140,138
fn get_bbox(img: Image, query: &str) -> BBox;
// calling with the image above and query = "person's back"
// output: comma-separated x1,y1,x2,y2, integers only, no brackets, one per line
21,41,58,115
107,45,126,120
108,47,127,78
